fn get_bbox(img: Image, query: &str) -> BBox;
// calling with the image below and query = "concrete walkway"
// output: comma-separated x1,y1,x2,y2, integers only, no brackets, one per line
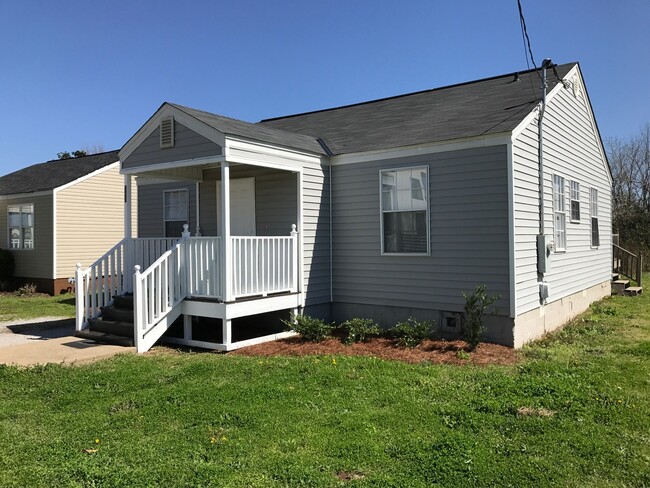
0,318,134,366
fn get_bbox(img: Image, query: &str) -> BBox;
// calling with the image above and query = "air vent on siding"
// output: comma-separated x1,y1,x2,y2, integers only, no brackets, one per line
160,116,175,148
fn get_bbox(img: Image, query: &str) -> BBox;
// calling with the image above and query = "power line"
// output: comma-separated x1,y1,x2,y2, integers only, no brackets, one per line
517,0,542,97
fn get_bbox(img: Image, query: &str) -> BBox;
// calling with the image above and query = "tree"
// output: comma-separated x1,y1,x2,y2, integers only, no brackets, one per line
607,123,650,260
57,149,88,159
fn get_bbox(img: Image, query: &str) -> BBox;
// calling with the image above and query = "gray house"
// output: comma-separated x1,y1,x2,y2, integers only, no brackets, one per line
75,61,611,352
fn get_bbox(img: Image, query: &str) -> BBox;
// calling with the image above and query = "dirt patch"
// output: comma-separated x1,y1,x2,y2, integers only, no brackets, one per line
516,406,555,417
230,337,518,365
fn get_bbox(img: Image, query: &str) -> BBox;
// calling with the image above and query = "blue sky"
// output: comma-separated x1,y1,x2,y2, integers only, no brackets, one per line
0,0,648,175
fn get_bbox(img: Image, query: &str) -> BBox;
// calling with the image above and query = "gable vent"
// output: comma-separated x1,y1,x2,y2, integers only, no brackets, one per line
160,116,175,148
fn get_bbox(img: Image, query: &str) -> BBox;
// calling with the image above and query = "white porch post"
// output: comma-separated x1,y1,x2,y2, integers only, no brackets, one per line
124,174,132,240
220,162,233,346
297,171,304,306
124,174,133,293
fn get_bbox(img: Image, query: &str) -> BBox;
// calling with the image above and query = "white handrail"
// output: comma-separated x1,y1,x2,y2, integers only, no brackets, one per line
75,238,128,331
75,237,181,331
133,241,187,351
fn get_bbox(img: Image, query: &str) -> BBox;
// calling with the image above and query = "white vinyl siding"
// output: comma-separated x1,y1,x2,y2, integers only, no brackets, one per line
553,175,566,251
163,189,188,237
7,204,34,250
380,166,429,254
590,188,599,247
570,180,580,222
512,67,612,315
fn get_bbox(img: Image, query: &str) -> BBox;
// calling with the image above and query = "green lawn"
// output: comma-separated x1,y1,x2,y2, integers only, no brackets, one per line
0,285,649,487
0,293,76,322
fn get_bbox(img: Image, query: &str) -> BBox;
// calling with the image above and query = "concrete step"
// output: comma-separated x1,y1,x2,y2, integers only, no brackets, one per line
612,279,630,296
612,272,620,281
88,318,134,339
75,330,134,347
113,294,134,310
100,306,134,323
624,286,643,296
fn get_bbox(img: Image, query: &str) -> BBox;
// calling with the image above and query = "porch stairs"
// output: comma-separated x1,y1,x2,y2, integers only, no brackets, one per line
612,243,643,296
75,295,135,346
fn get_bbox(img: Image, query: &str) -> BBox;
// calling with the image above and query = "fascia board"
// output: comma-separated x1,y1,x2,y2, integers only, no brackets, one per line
330,133,512,165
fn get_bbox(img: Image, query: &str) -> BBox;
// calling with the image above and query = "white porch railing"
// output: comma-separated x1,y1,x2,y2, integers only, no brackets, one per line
185,237,223,298
231,233,298,298
76,227,300,350
75,237,181,331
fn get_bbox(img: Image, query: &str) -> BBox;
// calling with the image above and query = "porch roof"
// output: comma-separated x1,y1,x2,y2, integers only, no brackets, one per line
168,103,327,156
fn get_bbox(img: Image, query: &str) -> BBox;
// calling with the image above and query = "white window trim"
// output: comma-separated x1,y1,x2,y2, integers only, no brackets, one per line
7,203,35,251
163,188,189,237
590,187,600,249
553,175,566,252
569,180,581,223
379,165,430,256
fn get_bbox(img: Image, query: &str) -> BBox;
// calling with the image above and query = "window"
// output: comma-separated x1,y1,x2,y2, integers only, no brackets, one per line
570,180,580,222
380,166,429,254
590,188,599,247
553,175,566,251
7,204,34,249
163,189,188,237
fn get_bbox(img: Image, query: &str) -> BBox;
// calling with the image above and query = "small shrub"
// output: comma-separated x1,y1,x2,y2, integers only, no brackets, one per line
388,317,435,348
340,318,381,344
0,249,14,291
15,283,38,296
456,350,471,361
590,302,616,316
282,314,334,342
462,284,500,351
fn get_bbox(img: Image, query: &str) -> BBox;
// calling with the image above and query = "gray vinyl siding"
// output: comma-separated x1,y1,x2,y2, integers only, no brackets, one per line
122,122,222,170
331,145,510,314
512,79,612,315
301,160,330,307
0,193,54,279
202,162,331,307
200,167,298,237
137,182,197,238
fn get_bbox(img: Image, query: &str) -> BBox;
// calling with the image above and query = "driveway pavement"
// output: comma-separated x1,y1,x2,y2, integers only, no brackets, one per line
0,318,134,366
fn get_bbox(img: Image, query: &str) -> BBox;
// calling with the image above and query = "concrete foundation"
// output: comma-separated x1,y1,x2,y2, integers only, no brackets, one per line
513,280,611,347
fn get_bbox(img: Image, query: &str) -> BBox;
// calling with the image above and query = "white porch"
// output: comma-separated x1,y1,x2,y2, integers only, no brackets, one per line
75,159,305,353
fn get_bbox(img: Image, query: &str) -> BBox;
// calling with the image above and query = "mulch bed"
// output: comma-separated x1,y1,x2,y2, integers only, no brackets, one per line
231,337,519,365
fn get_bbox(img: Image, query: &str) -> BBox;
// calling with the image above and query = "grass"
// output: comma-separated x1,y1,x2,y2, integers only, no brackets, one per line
0,281,649,486
0,293,76,322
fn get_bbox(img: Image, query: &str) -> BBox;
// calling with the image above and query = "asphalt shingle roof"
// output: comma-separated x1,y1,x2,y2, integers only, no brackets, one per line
168,103,326,155
259,63,577,155
0,150,120,196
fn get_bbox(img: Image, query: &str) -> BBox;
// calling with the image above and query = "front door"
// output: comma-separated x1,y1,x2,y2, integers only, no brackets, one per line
217,177,256,236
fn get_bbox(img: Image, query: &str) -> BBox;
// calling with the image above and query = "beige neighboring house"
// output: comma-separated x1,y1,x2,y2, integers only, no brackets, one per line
0,151,137,294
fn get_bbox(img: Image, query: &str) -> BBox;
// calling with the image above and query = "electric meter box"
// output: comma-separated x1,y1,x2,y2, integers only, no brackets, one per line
537,234,554,274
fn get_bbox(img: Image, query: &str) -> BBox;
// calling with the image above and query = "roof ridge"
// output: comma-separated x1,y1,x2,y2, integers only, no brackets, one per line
260,62,577,123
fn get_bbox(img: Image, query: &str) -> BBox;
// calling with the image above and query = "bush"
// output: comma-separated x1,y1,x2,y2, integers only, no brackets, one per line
0,249,14,291
388,317,435,348
462,285,500,350
15,283,38,296
340,318,381,344
282,314,334,342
